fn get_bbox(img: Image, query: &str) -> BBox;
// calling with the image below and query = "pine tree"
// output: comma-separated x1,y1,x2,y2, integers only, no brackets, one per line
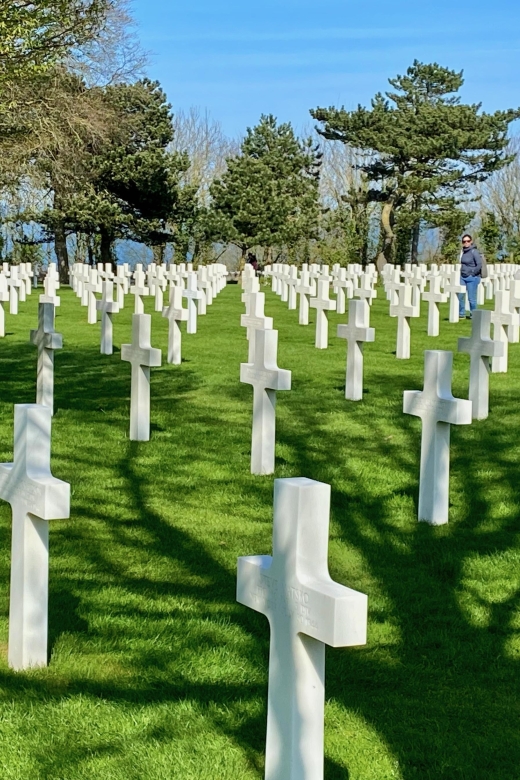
209,114,321,263
311,61,520,267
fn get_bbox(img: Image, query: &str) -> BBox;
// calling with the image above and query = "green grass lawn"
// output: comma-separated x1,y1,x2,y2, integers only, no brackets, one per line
0,281,519,780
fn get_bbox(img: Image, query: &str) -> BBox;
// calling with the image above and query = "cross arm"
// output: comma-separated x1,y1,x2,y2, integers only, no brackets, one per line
121,345,162,367
0,464,70,520
403,390,472,425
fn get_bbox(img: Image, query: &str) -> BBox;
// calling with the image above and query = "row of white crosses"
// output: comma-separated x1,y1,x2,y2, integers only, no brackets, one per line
69,261,227,363
264,262,378,350
379,261,520,365
239,264,378,477
0,405,369,780
0,259,227,660
0,262,37,335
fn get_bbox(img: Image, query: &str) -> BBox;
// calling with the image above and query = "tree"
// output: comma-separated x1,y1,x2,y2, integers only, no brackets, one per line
478,211,504,261
311,61,520,267
481,136,520,257
209,114,321,263
317,137,377,266
89,79,193,265
0,0,110,87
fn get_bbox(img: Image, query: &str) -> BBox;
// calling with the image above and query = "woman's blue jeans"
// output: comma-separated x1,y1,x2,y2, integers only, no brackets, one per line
458,276,480,316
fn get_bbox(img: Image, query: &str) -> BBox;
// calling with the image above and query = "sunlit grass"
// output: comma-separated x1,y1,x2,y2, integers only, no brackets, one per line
0,281,518,779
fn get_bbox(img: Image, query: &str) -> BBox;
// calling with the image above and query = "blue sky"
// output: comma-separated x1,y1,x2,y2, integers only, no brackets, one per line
131,0,520,137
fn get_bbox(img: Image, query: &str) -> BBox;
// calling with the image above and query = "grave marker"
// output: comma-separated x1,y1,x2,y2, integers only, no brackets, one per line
162,286,188,365
183,271,203,334
96,281,120,355
337,300,375,401
240,329,291,475
422,276,448,337
491,289,518,373
30,302,63,415
458,310,503,420
295,269,313,326
237,477,367,780
121,314,162,440
241,292,273,362
309,280,336,349
0,404,70,670
403,350,472,525
390,284,419,359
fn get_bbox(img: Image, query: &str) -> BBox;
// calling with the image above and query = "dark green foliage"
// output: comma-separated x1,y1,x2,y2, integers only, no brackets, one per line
37,78,195,271
311,60,520,265
209,114,321,261
87,78,193,256
479,211,504,261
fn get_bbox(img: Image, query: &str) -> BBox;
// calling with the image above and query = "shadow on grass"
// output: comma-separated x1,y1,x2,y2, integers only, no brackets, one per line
0,290,519,779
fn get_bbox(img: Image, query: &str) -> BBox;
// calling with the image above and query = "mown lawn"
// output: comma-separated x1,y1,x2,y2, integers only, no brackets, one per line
0,281,518,780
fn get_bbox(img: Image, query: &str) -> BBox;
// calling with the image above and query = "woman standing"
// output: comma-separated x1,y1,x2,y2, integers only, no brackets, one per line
458,234,482,319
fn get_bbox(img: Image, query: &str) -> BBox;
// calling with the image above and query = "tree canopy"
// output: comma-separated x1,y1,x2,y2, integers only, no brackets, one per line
209,114,321,262
0,0,111,85
311,60,520,266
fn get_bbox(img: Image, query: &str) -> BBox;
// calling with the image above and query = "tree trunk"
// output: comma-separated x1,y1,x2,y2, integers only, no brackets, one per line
377,199,395,270
152,244,165,265
87,235,94,266
411,221,421,264
238,244,248,272
100,230,114,270
54,218,69,285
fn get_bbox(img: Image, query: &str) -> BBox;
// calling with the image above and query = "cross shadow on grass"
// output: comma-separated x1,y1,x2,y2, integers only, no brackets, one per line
0,288,519,779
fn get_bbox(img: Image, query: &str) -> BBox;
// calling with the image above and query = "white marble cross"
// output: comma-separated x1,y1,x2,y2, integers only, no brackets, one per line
354,272,377,306
390,284,419,359
121,314,162,440
237,477,367,780
162,285,188,365
444,270,465,323
403,350,472,525
286,266,298,310
337,300,375,401
491,289,519,373
23,263,33,296
30,302,63,415
240,329,291,475
197,266,209,314
458,310,503,420
40,266,60,308
18,265,27,303
332,268,353,315
85,269,102,324
182,271,203,334
422,276,448,337
241,292,273,362
508,278,520,343
295,269,313,325
278,266,289,302
96,281,120,355
8,266,21,314
0,404,70,670
0,273,8,337
385,266,401,305
309,280,336,349
115,265,127,308
130,268,150,314
241,274,260,310
150,267,166,312
199,265,213,306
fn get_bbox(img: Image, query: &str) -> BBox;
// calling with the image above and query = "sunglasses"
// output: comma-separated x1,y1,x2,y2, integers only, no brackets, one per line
462,239,471,244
